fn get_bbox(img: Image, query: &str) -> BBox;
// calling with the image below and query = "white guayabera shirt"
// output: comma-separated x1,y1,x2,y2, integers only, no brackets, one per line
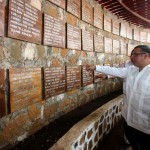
96,65,150,134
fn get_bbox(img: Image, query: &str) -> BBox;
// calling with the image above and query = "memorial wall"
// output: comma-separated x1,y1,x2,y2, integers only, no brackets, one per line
0,0,150,148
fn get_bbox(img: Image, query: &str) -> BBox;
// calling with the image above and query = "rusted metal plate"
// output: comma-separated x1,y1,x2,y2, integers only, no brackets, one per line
0,69,6,118
94,5,103,29
9,68,42,112
82,0,93,25
44,13,66,48
48,0,66,9
44,67,66,98
8,0,42,44
66,66,81,91
104,37,112,53
94,34,103,52
113,40,120,54
104,15,111,32
67,24,81,50
81,65,93,86
67,0,80,18
82,30,93,51
0,0,5,36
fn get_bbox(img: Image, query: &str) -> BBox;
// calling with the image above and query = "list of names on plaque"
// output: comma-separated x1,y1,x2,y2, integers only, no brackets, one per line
82,30,93,51
112,20,120,35
120,23,126,38
94,34,103,52
82,65,93,86
44,67,66,98
0,69,6,118
9,68,42,112
82,0,93,25
66,66,81,91
0,0,5,36
113,40,120,54
8,0,42,44
120,41,127,55
67,0,80,18
94,6,103,29
104,15,111,32
44,14,66,48
127,25,133,39
104,37,112,53
67,24,81,50
49,0,66,9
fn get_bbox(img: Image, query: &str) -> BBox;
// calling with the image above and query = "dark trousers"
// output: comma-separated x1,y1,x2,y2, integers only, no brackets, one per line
124,122,150,150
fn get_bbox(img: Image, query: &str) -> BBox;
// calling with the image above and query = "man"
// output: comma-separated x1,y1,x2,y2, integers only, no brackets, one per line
86,45,150,150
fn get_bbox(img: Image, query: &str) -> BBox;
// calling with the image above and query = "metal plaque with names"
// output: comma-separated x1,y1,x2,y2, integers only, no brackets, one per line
44,14,66,48
120,23,127,38
8,0,42,44
82,65,93,86
82,30,93,51
104,37,112,53
94,6,103,29
113,40,120,54
0,69,6,118
120,41,127,55
9,68,42,112
104,15,111,32
66,66,81,91
126,26,133,39
0,0,5,36
67,24,81,50
94,34,103,52
44,67,66,98
67,0,80,18
82,0,93,25
48,0,66,9
112,20,120,35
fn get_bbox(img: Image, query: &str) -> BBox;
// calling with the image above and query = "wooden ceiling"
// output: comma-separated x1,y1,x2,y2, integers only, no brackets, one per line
95,0,150,28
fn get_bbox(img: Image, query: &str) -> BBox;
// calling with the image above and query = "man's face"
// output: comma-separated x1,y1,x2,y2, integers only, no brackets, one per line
130,48,146,67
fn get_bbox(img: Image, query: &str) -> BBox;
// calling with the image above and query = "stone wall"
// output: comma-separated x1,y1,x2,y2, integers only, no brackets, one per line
50,95,123,150
0,0,150,149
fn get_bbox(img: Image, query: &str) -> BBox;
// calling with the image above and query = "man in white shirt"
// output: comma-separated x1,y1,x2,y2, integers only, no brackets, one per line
86,45,150,150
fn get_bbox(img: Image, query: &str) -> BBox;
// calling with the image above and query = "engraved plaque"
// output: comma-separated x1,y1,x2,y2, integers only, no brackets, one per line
66,66,81,91
82,0,93,25
0,0,5,36
44,67,66,98
44,14,66,48
104,15,111,32
112,20,119,35
67,0,80,18
120,23,126,38
82,65,93,86
94,6,103,29
94,34,103,52
120,41,127,55
0,69,6,118
8,0,42,44
67,24,81,50
140,31,147,42
48,0,66,9
113,40,120,54
104,37,112,53
82,30,93,51
9,68,42,112
127,25,132,39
